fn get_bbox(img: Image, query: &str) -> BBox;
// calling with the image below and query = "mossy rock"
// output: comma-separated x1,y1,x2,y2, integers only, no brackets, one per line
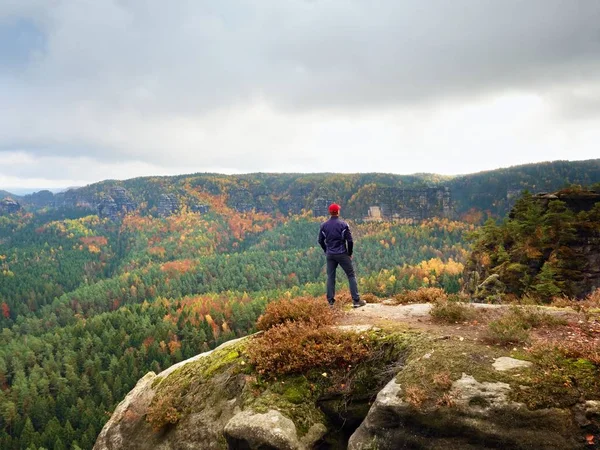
349,335,600,450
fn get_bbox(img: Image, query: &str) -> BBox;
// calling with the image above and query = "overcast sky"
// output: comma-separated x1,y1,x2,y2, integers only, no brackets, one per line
1,0,599,192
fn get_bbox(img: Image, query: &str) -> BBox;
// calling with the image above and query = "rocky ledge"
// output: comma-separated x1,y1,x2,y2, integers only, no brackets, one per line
94,317,599,450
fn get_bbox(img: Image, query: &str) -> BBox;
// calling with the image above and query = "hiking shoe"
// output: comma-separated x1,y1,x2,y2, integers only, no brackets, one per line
328,299,335,308
352,299,366,308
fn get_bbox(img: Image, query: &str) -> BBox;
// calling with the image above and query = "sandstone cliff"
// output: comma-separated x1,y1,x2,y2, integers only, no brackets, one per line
94,303,599,449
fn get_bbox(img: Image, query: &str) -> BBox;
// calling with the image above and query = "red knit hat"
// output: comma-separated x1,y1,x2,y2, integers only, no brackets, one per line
328,203,340,215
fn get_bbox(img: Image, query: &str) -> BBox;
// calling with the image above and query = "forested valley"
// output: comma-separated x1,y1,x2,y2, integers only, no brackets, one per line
1,162,599,449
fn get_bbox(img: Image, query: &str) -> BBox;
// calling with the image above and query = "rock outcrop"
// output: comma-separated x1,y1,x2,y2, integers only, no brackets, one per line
0,198,21,215
371,187,453,220
191,203,210,214
157,194,179,217
94,338,247,450
465,188,600,299
349,368,591,449
96,188,137,220
95,325,598,450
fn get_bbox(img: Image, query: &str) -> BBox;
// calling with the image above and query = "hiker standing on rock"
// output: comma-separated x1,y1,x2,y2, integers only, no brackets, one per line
318,203,366,308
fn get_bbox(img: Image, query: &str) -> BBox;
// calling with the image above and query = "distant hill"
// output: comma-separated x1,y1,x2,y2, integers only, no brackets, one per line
0,189,18,199
14,158,600,220
447,159,600,216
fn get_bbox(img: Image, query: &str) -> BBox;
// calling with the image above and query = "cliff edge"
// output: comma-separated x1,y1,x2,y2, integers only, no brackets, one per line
94,299,599,449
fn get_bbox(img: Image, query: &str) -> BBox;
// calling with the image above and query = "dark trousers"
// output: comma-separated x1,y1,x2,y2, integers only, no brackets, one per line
326,253,360,302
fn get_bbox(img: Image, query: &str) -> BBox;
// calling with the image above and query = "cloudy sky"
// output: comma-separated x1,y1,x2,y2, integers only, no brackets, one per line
1,1,599,192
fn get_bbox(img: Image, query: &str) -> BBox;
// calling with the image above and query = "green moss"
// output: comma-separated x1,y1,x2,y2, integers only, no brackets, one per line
394,334,600,412
395,337,510,406
202,349,241,378
510,348,600,409
147,341,249,430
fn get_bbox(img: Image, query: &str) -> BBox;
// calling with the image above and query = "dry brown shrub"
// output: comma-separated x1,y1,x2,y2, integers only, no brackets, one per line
146,396,181,431
432,371,453,390
248,320,373,376
588,288,600,306
256,296,336,331
394,287,448,305
362,293,380,304
552,341,600,365
405,386,428,407
436,393,455,407
430,300,476,324
552,289,600,311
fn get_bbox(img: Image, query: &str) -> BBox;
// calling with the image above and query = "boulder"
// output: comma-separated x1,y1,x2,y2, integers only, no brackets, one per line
349,373,585,449
93,338,247,450
224,409,302,450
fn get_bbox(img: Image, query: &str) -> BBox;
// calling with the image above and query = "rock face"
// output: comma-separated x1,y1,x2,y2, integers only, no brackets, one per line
157,194,179,217
228,188,276,213
98,197,119,220
0,198,21,215
313,197,333,217
97,188,137,220
191,204,210,214
95,327,599,450
94,338,247,450
349,374,584,450
371,187,453,220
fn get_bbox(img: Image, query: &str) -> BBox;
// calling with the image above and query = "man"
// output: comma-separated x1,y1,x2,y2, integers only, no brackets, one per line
318,203,366,308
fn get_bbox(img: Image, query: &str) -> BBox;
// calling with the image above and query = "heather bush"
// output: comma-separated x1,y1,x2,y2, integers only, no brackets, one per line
552,289,600,319
510,305,566,328
248,320,373,376
256,296,336,331
485,316,531,345
404,385,428,407
429,298,476,323
362,293,380,304
552,341,600,365
394,287,448,304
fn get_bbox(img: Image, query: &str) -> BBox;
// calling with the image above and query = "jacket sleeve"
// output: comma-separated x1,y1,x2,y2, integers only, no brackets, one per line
318,224,327,252
345,223,354,256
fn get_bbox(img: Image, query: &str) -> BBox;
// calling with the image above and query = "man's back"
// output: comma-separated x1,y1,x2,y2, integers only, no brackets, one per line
319,216,353,255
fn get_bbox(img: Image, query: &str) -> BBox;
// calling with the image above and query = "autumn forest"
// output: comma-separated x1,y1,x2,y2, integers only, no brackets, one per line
1,160,600,449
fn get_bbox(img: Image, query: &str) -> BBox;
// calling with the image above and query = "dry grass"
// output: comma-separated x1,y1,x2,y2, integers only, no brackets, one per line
429,299,477,324
484,306,566,346
551,288,600,320
393,287,448,305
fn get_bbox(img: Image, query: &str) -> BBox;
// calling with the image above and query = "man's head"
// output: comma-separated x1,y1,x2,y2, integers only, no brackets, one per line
328,203,340,216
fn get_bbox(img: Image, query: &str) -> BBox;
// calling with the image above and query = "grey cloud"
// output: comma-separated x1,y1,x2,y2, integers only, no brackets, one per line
4,1,600,112
0,0,599,168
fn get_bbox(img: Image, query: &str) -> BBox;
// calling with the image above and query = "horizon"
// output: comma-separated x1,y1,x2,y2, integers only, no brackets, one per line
2,157,598,196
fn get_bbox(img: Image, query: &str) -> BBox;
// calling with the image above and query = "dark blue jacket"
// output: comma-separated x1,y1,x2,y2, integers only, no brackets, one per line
318,217,354,256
